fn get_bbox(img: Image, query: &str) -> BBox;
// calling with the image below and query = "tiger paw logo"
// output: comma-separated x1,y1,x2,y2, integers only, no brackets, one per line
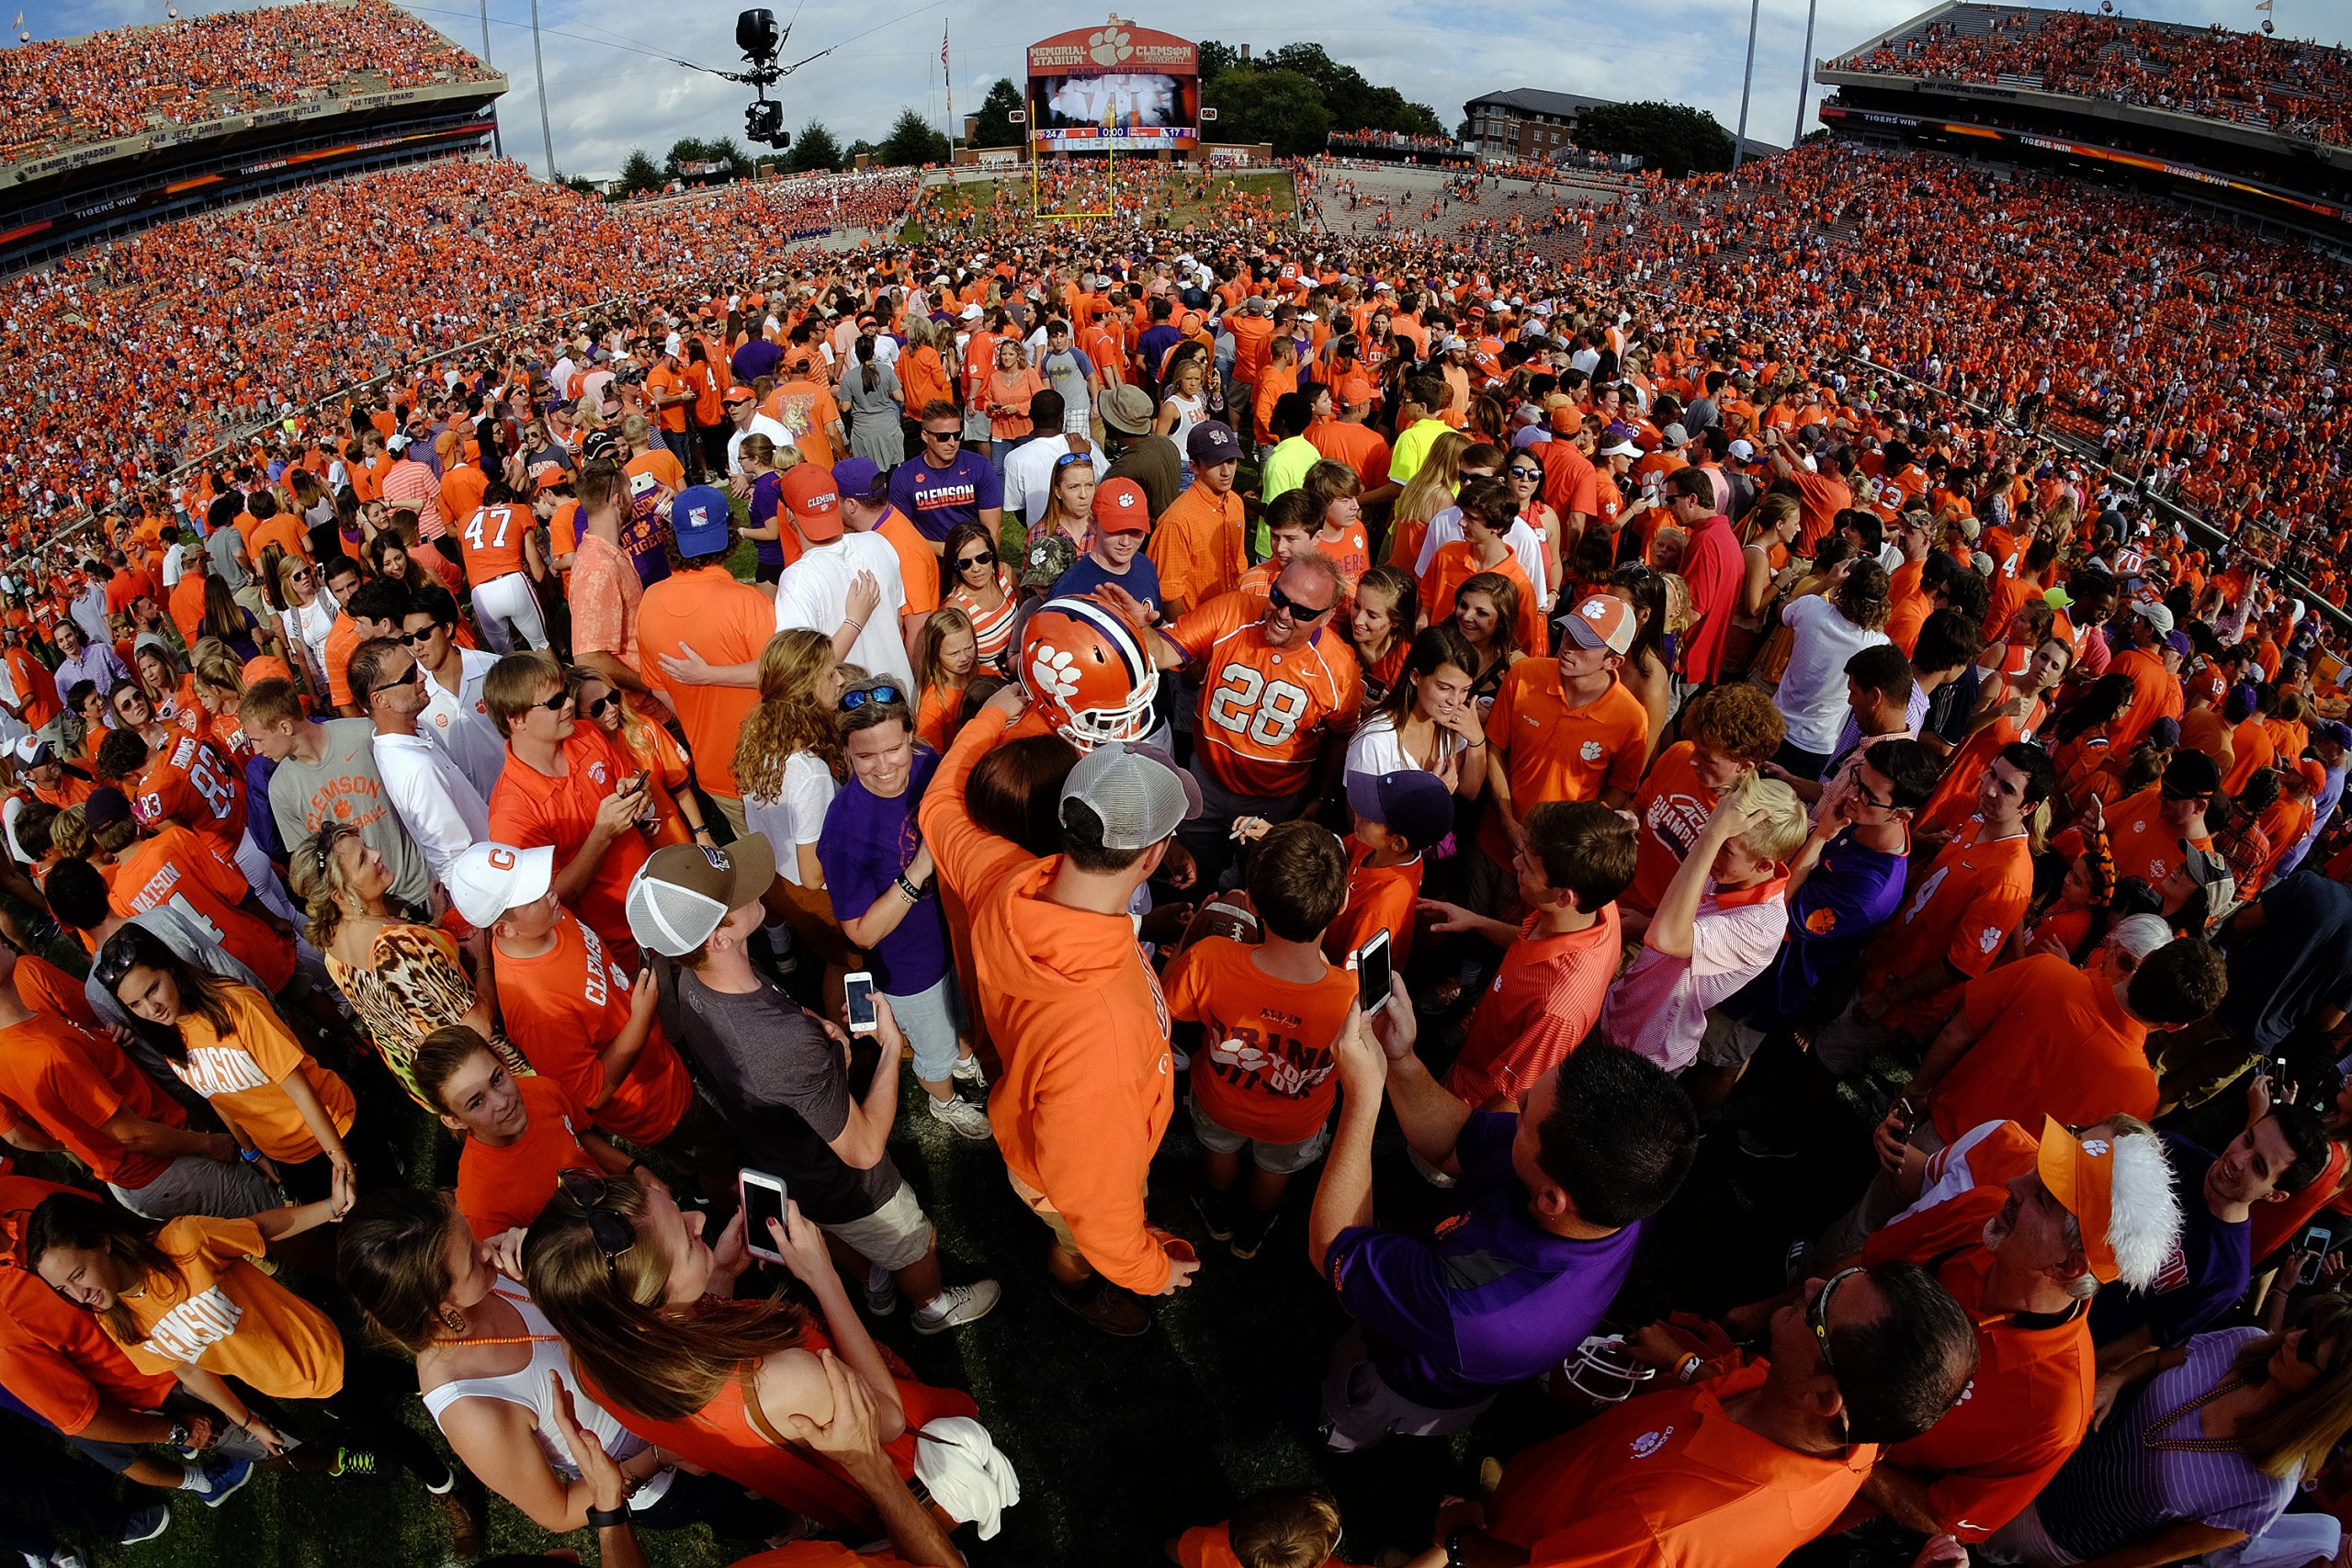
1029,643,1081,702
1087,25,1133,65
1579,739,1604,762
1211,1035,1268,1074
1629,1426,1675,1459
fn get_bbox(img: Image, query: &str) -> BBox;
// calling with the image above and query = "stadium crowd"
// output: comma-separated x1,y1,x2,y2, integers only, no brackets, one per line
1840,7,2352,148
0,0,496,165
1,97,2352,1568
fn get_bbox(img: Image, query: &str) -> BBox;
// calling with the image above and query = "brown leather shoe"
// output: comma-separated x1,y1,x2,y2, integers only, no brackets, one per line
434,1483,486,1560
1053,1280,1149,1337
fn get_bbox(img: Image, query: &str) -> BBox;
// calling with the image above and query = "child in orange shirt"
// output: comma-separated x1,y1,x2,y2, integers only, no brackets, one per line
1165,821,1357,1259
412,1023,631,1243
1168,1484,1343,1568
1304,460,1372,591
1323,767,1456,976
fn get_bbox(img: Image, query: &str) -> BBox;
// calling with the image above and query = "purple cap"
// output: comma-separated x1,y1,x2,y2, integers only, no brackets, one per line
85,785,133,834
1344,767,1455,851
831,457,887,503
2319,720,2352,750
2149,716,2183,750
1186,421,1241,468
2162,629,2192,657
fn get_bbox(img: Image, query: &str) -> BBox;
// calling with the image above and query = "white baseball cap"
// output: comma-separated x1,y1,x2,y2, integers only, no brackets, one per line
445,842,554,929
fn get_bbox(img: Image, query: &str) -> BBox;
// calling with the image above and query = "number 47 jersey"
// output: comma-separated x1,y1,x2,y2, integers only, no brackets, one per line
1162,591,1362,801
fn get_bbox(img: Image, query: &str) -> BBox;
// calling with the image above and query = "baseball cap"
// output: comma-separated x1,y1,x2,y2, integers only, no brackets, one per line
626,835,778,958
1600,435,1640,458
778,466,842,543
1021,533,1078,590
2177,843,2225,891
1660,423,1689,447
1059,740,1199,852
2317,721,2352,750
1344,768,1453,851
1091,478,1149,535
445,842,554,929
2148,716,2182,750
1100,383,1155,436
2130,601,2176,636
831,457,887,504
959,303,983,321
723,386,757,407
2294,758,2329,793
1562,594,1635,655
2037,1117,2123,1283
1186,422,1241,468
528,460,570,492
669,484,733,557
2043,583,2075,610
1728,438,1757,462
2161,750,2222,797
10,736,52,767
85,785,132,834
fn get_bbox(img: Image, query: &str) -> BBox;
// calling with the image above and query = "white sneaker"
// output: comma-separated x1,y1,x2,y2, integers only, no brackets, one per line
927,1093,994,1141
911,1279,1002,1335
950,1054,988,1089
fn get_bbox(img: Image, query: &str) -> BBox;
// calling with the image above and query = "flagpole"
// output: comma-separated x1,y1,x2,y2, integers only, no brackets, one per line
944,23,955,148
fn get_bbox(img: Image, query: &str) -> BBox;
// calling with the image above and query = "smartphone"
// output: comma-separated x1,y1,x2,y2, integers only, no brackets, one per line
1353,930,1393,1016
628,470,658,498
740,1169,788,1264
844,970,878,1036
2301,1224,2334,1261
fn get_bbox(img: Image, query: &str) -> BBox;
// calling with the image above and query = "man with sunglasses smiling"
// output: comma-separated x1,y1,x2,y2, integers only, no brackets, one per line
887,399,1002,552
1450,1260,1976,1567
350,636,488,890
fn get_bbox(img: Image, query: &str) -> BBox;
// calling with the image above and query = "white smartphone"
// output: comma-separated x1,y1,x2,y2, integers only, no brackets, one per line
628,469,658,498
1353,929,1393,1016
844,970,879,1036
740,1168,789,1264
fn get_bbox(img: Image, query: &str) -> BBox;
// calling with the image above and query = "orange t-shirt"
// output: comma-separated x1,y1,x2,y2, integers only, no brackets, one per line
1449,905,1623,1107
1322,840,1425,974
2100,785,2213,890
244,512,311,570
322,613,364,711
110,1215,344,1400
1478,666,1650,862
1163,594,1363,800
1929,955,2155,1145
485,727,648,968
1165,936,1355,1145
1860,819,2035,1032
0,1014,186,1188
1312,522,1372,590
169,984,356,1165
1624,741,1718,917
494,912,689,1146
1419,543,1544,658
13,952,97,1029
637,566,774,800
108,824,295,991
458,502,532,584
457,1073,598,1242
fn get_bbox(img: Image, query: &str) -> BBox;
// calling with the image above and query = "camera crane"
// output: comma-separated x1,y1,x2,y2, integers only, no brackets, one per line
729,8,831,150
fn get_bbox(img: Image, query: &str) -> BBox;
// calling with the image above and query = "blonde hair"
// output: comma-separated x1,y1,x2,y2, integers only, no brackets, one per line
522,1174,809,1423
912,607,977,696
1742,491,1800,547
1731,776,1812,864
2233,1294,2352,1477
733,629,841,802
1395,431,1471,531
288,820,366,948
190,638,246,703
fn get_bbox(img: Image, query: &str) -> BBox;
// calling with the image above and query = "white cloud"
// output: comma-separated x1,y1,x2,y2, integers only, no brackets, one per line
17,0,2336,177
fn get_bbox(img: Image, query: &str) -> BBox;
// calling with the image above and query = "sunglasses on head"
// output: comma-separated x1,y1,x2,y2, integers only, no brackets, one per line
555,1169,637,1282
1054,452,1091,471
1267,582,1333,620
841,682,906,713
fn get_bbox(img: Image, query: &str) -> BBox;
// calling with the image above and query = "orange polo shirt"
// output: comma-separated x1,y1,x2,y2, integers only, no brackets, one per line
1479,666,1650,862
485,727,648,970
1929,954,2155,1145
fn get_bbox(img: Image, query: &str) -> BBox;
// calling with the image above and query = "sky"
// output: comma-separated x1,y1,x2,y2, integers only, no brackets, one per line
27,0,2346,182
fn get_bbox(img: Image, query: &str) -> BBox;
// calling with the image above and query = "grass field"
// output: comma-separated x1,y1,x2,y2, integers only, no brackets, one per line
899,169,1297,244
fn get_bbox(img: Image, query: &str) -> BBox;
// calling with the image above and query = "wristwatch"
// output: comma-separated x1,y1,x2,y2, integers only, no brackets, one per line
166,1416,191,1450
584,1504,633,1530
1443,1529,1468,1568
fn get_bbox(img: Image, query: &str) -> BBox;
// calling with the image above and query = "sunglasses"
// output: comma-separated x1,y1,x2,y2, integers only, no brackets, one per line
957,550,996,570
532,690,574,715
1506,466,1543,480
1054,452,1092,471
1267,583,1333,620
555,1169,637,1282
398,626,440,646
291,569,314,584
1809,1266,1863,1442
580,693,616,718
366,665,424,699
923,428,962,441
841,682,906,713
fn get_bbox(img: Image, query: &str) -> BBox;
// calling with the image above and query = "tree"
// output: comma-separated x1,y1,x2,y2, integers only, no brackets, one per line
846,138,879,165
560,174,603,197
1195,40,1441,142
877,107,951,168
971,77,1023,151
789,120,844,173
1198,39,1240,83
1572,100,1735,178
1202,67,1329,158
617,148,665,194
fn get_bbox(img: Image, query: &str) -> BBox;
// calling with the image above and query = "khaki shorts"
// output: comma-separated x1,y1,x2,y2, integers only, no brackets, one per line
1187,1091,1331,1176
817,1179,933,1273
1007,1167,1080,1256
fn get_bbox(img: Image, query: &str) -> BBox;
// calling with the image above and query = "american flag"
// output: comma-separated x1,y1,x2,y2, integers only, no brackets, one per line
941,23,950,73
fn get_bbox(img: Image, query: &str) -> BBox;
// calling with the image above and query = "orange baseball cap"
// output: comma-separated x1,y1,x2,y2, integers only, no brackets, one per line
528,461,570,492
778,465,842,543
724,386,757,406
1563,594,1634,655
2037,1116,2120,1284
1091,478,1149,535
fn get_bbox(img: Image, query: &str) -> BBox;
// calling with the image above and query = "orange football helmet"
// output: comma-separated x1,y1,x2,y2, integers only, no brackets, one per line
1019,596,1159,750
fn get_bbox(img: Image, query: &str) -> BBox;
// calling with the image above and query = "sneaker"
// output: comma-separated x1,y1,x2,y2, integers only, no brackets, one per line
193,1454,254,1508
910,1279,1002,1335
1228,1206,1278,1261
926,1093,994,1141
326,1448,378,1478
865,1265,899,1318
1190,1186,1236,1243
433,1484,485,1560
1053,1279,1149,1337
950,1055,988,1089
1736,1126,1802,1161
116,1502,171,1545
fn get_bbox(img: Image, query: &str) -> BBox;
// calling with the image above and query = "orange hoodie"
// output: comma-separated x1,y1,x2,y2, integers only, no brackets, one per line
918,706,1176,1293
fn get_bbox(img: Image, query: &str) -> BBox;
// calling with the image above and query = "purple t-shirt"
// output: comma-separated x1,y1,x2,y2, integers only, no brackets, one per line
1323,1110,1642,1409
889,450,1002,543
814,746,948,995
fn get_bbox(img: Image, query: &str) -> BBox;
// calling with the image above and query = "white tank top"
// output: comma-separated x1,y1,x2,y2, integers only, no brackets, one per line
418,1285,665,1497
